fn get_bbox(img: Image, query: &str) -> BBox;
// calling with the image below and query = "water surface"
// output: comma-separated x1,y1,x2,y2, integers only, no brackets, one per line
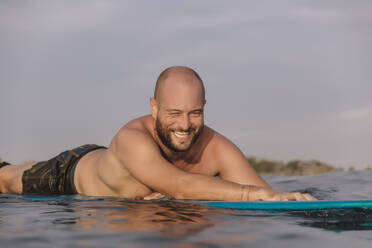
1,171,372,247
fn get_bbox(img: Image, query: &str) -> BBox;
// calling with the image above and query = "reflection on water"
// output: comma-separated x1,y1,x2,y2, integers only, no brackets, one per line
70,200,229,237
1,171,372,247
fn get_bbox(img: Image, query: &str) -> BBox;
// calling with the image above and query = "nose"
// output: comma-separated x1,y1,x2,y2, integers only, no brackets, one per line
178,114,191,131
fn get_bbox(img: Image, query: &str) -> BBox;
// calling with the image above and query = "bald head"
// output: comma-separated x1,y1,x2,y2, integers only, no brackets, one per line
151,66,206,152
154,66,205,101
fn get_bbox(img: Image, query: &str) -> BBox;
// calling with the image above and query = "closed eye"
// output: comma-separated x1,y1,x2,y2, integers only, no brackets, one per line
168,111,182,117
190,110,203,116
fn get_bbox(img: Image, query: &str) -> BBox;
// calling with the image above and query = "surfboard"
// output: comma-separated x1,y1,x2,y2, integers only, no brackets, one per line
2,194,372,211
193,200,372,210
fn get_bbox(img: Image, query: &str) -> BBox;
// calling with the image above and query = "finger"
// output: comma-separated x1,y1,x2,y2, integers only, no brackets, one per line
143,192,165,200
292,193,316,201
264,193,281,201
270,193,287,201
281,195,289,201
303,193,317,201
143,195,155,200
272,196,283,201
284,192,302,201
295,192,306,201
156,193,166,198
282,193,295,201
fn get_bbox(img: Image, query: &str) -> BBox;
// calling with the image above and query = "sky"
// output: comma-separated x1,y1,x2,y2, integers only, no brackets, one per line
1,0,371,169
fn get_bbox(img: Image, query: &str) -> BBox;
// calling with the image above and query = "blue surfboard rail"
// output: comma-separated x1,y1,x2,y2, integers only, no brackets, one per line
194,200,372,210
2,194,372,211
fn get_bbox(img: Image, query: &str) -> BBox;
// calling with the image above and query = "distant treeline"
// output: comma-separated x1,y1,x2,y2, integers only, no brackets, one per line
247,157,343,176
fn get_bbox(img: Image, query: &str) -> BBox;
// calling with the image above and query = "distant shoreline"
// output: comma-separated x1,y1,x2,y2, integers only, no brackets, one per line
246,156,366,176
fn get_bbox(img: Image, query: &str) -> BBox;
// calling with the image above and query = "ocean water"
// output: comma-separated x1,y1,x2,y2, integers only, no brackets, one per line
1,171,372,248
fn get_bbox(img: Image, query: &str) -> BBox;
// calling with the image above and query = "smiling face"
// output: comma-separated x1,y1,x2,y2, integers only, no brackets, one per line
151,67,206,152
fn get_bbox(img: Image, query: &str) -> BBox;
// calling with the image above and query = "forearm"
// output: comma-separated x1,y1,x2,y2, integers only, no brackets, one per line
168,173,254,201
166,173,313,201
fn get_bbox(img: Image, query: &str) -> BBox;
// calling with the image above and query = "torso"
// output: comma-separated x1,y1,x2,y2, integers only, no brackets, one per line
74,115,221,198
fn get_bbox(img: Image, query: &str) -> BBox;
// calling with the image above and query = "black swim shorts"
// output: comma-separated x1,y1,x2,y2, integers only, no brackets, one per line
22,144,107,195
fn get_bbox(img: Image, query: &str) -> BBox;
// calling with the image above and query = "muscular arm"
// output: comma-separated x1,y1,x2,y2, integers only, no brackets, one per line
214,134,270,188
112,129,314,201
112,129,246,201
213,134,315,201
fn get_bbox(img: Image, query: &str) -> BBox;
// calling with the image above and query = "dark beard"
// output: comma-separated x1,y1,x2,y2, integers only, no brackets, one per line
155,117,203,152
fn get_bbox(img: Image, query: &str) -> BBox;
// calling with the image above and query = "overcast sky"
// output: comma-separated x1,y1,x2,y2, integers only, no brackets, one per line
1,0,371,169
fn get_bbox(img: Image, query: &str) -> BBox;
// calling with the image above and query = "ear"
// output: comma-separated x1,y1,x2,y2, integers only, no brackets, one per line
150,97,158,119
203,99,207,106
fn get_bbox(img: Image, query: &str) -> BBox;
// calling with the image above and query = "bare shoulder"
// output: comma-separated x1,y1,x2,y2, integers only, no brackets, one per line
196,126,243,171
203,126,247,169
204,126,270,187
112,124,155,152
108,115,160,163
204,126,241,154
111,115,153,144
122,115,153,132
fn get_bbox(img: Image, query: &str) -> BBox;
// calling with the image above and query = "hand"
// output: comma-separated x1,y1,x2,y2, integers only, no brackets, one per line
251,187,316,201
143,192,167,200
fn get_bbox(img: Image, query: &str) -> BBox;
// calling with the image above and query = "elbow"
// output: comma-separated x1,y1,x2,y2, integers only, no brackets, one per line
166,186,187,200
172,191,197,200
166,175,192,200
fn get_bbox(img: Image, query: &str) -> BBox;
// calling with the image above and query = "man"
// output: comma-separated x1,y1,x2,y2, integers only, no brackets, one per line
0,66,315,201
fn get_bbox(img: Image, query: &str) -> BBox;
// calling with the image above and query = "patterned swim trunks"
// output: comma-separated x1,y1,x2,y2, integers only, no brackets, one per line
22,144,106,195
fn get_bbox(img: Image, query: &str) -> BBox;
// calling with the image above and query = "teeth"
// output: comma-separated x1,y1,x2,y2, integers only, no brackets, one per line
174,131,189,137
